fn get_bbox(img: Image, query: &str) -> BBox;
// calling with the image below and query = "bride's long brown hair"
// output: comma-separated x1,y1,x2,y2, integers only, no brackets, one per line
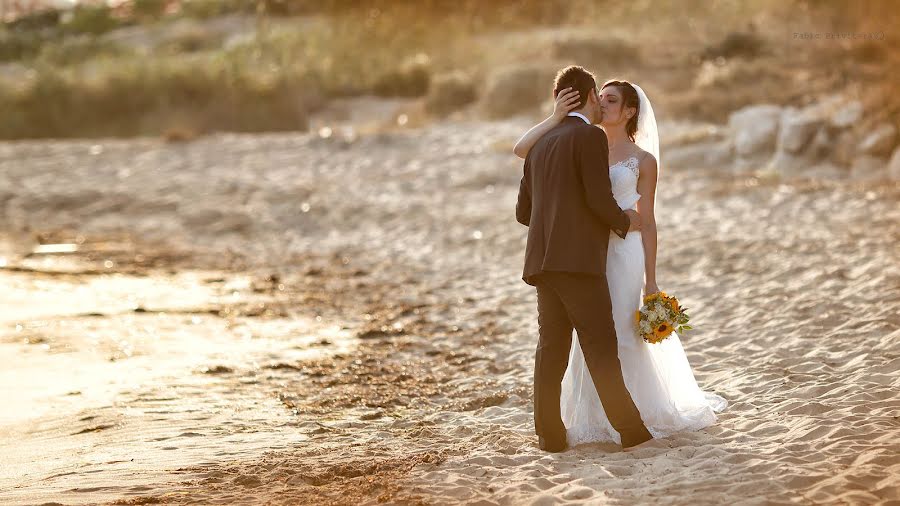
601,80,640,142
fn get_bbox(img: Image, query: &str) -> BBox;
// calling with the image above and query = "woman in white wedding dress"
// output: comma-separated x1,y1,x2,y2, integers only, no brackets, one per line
513,80,727,447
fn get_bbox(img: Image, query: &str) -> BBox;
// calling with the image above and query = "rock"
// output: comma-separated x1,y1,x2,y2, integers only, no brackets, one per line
728,104,782,158
829,100,864,128
768,150,815,175
665,140,734,170
849,155,888,180
767,153,844,179
858,123,898,157
808,162,850,181
808,126,833,159
662,121,727,147
831,130,858,167
768,107,831,176
888,147,900,181
777,108,824,154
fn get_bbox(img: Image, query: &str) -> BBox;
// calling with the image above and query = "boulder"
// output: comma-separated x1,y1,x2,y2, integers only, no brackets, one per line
888,147,900,181
849,155,888,181
665,140,734,170
858,123,898,157
829,100,864,128
661,121,727,147
831,130,858,167
777,107,824,154
767,150,815,174
766,107,831,176
808,126,833,159
796,95,863,129
728,104,781,158
811,162,851,181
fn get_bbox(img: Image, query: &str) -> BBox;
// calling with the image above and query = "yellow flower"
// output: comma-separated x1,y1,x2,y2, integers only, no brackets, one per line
644,332,663,344
667,297,679,312
654,322,674,340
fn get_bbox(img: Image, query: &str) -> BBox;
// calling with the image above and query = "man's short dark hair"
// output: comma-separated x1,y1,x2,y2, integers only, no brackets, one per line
553,65,597,110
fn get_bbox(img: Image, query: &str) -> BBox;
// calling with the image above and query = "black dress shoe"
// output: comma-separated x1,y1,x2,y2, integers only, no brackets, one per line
538,436,568,453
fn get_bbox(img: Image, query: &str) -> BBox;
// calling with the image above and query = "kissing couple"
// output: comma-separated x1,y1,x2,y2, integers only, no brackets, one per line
514,65,727,452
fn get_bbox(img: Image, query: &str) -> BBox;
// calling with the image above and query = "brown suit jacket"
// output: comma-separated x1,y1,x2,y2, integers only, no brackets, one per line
516,116,630,285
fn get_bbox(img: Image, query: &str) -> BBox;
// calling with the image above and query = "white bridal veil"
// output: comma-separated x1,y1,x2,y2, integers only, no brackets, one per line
631,83,660,202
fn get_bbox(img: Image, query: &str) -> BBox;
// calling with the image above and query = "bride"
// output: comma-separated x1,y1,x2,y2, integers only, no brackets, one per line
513,80,727,447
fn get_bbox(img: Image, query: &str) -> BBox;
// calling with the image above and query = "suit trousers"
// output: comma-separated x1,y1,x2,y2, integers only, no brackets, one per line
533,271,653,448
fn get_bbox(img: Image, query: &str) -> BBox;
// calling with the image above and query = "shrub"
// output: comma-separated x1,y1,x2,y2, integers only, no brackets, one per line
0,28,46,62
425,71,476,116
180,0,256,19
480,65,555,119
702,31,766,60
849,41,887,64
372,56,431,98
5,8,61,31
36,36,131,65
550,35,641,68
132,0,168,19
158,25,223,54
0,58,312,139
63,5,122,36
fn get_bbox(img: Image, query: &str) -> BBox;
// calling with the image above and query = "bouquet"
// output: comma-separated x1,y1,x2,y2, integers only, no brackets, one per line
635,291,692,344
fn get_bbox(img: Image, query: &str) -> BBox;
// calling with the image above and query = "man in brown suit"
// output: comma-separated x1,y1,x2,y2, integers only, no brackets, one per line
516,66,653,451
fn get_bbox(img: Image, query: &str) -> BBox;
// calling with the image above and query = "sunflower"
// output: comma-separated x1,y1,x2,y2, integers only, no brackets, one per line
644,332,664,344
643,292,660,303
654,322,675,340
667,296,679,312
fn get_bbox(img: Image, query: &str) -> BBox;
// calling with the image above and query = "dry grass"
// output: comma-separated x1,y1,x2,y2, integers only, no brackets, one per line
0,0,897,139
424,71,477,116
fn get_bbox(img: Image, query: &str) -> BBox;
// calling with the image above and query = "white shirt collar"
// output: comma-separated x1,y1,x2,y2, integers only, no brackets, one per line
566,112,591,124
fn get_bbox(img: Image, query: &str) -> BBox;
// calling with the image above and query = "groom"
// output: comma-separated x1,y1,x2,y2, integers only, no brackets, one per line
516,65,653,452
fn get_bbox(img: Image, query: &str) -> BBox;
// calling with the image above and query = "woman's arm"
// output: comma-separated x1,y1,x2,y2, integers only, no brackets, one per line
635,153,660,296
513,87,581,159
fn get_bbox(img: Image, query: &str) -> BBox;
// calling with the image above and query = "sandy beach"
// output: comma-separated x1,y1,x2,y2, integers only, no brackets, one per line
0,119,898,505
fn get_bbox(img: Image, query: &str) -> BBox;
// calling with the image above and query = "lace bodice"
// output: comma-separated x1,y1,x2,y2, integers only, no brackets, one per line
609,156,641,210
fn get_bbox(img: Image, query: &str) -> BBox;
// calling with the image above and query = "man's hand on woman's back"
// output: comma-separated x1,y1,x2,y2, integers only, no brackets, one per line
625,209,641,231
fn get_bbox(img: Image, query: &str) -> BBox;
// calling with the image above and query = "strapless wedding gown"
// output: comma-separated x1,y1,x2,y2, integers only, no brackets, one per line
560,156,728,446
